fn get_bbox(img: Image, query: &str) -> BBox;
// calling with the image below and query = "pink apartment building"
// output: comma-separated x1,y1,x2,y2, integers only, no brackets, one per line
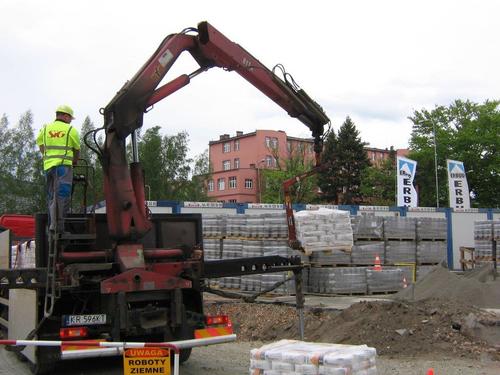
207,130,314,203
206,130,409,203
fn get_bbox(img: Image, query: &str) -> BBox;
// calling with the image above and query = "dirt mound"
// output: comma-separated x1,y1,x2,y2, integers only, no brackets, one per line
205,299,499,359
394,263,500,308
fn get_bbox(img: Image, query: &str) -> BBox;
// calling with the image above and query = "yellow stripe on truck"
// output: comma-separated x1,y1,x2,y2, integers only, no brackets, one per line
194,326,233,339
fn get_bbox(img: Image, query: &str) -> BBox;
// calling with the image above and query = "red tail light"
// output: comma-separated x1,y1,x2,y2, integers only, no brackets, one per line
206,315,230,326
60,327,89,339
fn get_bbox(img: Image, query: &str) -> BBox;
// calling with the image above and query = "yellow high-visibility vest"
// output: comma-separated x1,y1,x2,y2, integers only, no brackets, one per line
36,120,80,171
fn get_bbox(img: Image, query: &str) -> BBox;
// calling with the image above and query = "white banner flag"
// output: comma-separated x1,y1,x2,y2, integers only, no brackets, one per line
397,156,418,207
447,159,470,209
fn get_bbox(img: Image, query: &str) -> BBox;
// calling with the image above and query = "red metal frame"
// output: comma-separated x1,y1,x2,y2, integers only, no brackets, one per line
101,21,328,241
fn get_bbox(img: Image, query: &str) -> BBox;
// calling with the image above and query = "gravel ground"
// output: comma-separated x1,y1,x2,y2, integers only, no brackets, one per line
1,342,499,375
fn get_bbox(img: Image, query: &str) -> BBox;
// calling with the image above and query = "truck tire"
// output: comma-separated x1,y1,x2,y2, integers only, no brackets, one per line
31,346,57,375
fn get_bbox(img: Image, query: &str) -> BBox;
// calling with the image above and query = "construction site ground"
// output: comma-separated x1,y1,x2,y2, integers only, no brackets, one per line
0,265,499,374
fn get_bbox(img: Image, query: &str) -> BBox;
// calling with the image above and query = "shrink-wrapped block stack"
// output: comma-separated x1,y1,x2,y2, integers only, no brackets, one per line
351,215,384,240
219,239,243,289
416,241,446,264
416,218,447,240
203,238,221,260
241,240,263,292
246,213,289,239
202,214,226,237
474,220,500,265
366,267,404,293
385,241,416,263
261,240,297,295
203,238,221,287
350,241,385,265
309,267,367,294
383,217,416,240
250,340,377,375
226,214,247,237
309,248,351,265
295,209,353,254
201,212,444,295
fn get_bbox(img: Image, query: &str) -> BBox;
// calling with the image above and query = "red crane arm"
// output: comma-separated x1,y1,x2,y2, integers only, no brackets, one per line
100,21,330,240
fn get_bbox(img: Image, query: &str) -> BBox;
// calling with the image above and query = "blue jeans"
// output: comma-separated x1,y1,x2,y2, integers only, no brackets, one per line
46,165,73,231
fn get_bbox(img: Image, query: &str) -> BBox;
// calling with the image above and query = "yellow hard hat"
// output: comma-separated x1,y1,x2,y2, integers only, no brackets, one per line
56,104,75,119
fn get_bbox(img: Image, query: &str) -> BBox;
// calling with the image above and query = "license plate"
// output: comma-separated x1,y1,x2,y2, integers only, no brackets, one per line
63,314,106,326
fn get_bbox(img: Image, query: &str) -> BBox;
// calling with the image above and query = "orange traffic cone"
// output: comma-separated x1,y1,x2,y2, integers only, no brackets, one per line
373,254,382,271
402,277,408,288
427,369,435,375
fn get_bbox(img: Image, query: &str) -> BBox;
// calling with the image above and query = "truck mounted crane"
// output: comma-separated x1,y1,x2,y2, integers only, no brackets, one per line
0,21,330,374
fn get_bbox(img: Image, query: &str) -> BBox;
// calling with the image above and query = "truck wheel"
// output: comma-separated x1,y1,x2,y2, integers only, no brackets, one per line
31,346,57,375
172,323,194,363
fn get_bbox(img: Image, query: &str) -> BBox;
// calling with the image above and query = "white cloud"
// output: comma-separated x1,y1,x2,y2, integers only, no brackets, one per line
1,0,499,159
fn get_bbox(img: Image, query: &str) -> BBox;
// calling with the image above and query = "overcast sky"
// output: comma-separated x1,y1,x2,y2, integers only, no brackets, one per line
1,0,499,159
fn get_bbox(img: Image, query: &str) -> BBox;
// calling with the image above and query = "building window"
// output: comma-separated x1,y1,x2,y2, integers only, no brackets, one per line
228,199,237,203
287,141,292,152
207,179,214,192
223,160,231,170
234,158,240,169
265,136,278,149
223,142,231,153
234,139,240,151
218,178,225,191
245,179,253,189
265,155,273,167
229,176,237,189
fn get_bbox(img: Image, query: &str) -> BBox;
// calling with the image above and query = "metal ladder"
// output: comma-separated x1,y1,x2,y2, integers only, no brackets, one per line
43,230,59,317
43,216,97,318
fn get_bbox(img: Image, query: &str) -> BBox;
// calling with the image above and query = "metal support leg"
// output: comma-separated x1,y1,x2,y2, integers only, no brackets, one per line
293,268,305,340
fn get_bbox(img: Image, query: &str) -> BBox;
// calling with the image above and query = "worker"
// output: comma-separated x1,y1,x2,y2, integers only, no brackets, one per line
36,105,80,232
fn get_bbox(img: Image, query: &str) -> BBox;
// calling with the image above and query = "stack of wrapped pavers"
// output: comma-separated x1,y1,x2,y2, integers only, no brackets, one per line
474,220,500,265
202,212,447,295
202,214,226,238
384,217,416,264
202,212,300,294
250,340,377,375
308,267,368,294
351,215,384,266
294,208,353,255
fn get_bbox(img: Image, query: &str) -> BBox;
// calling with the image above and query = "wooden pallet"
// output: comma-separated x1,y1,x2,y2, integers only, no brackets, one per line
385,237,416,241
418,237,447,242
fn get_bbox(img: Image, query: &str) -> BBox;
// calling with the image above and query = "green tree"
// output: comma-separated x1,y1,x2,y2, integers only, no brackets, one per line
0,114,13,213
318,117,370,204
139,126,165,200
72,116,104,211
162,131,192,200
408,100,500,207
360,149,396,206
260,144,317,204
0,111,44,213
139,128,193,201
185,149,212,202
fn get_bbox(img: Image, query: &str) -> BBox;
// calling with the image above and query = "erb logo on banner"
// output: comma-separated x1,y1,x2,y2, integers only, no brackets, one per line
447,159,470,209
397,156,418,207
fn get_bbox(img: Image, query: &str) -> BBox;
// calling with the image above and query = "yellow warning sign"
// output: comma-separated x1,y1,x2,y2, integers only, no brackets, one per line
123,348,170,375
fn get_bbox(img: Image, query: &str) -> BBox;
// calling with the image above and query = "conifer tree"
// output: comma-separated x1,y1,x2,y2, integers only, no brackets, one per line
318,117,370,204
